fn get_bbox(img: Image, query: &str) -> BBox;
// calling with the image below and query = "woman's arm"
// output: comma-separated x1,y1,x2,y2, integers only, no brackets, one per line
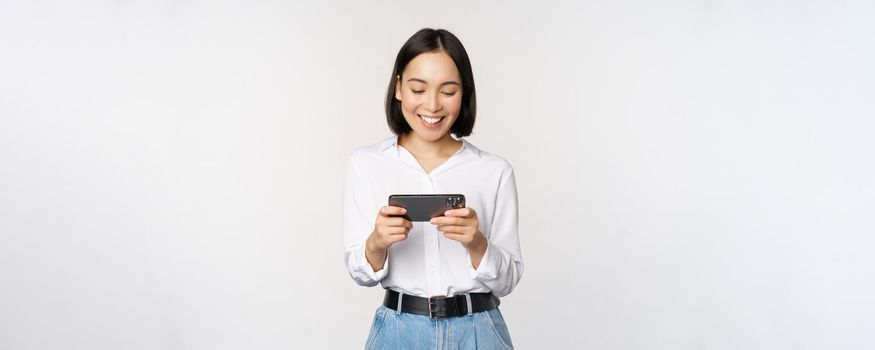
430,166,525,297
342,157,388,287
470,169,524,297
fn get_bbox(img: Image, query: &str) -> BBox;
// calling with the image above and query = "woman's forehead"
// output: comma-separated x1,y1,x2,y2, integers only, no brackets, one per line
403,51,461,83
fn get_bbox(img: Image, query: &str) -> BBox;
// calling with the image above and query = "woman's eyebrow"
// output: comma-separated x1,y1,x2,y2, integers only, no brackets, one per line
407,78,461,86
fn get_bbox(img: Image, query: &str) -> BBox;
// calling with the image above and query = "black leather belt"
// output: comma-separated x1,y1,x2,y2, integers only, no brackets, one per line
383,289,500,319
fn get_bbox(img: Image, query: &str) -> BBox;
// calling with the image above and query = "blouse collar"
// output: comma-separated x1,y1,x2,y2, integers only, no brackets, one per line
379,135,481,159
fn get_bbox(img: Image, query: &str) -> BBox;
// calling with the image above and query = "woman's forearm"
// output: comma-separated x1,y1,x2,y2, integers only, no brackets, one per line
467,232,488,269
365,235,388,271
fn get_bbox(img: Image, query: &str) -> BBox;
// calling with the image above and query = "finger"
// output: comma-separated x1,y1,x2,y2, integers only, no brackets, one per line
383,217,409,227
380,217,413,229
430,216,464,226
436,225,472,235
380,206,407,217
389,233,408,243
441,231,466,242
382,226,409,235
445,207,474,218
443,208,463,217
380,232,407,245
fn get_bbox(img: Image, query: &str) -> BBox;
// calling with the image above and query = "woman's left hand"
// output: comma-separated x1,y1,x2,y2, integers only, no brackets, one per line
430,207,487,251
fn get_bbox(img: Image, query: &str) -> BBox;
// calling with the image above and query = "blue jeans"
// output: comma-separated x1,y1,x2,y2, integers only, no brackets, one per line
365,305,515,349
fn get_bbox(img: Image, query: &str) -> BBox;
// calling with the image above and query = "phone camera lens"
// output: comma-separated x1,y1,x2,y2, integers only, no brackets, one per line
446,196,462,208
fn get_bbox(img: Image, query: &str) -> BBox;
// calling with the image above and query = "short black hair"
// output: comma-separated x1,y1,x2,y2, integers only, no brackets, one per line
385,28,477,137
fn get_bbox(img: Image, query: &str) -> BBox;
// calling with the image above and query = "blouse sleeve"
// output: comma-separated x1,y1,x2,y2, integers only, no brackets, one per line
468,168,524,297
342,156,388,287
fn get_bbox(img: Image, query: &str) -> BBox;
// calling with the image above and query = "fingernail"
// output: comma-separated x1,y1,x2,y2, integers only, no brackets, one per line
401,209,406,213
429,218,435,224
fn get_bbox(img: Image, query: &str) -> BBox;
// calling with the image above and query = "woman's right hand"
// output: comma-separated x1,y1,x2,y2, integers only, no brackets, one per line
365,206,412,271
367,206,413,251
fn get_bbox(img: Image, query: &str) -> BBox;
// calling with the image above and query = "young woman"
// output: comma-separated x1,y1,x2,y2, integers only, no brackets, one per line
343,28,523,349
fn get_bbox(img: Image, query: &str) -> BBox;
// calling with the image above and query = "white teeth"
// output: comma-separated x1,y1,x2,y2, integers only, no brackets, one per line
419,115,442,124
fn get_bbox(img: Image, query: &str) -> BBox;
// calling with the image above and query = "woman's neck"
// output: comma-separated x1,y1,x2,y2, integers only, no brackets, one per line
398,133,462,158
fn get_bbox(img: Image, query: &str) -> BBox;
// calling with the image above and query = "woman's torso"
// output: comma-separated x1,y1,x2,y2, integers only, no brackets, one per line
349,136,513,297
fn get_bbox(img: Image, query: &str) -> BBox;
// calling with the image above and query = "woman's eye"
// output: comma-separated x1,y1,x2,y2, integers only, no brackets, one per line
411,89,425,94
441,91,457,97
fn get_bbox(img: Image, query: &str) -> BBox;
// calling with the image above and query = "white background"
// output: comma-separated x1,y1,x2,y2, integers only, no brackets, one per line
1,1,874,349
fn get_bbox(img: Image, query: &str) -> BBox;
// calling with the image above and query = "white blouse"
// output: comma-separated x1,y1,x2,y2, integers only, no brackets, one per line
342,136,524,298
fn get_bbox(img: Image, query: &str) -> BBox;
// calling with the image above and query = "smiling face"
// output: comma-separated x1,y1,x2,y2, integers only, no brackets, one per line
394,50,463,143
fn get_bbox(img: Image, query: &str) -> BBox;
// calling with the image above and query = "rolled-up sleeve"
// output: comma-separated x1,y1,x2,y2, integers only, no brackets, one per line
468,168,524,297
342,157,387,287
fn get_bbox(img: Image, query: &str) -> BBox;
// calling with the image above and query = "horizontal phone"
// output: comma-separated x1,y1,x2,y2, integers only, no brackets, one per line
388,194,466,222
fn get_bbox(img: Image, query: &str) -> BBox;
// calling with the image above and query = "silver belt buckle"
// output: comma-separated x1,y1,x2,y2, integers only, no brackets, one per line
427,296,434,319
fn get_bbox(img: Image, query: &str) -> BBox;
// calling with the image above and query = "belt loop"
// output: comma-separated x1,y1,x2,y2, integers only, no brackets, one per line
396,291,403,315
465,293,473,316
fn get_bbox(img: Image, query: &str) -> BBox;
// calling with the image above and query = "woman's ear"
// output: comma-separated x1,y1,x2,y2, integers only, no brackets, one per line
394,75,402,101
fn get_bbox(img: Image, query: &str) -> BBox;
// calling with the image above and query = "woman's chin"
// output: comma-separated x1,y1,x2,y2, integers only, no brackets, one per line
411,129,450,142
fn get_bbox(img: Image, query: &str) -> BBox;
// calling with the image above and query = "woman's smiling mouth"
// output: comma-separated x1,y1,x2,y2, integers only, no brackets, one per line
418,114,445,127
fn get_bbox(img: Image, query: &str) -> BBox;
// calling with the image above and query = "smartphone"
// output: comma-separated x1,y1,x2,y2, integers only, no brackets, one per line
388,194,466,222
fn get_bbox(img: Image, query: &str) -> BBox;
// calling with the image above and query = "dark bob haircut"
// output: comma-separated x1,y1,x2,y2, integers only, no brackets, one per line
385,28,477,137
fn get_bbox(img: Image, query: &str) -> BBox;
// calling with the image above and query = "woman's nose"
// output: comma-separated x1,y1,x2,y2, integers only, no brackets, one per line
426,92,441,112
